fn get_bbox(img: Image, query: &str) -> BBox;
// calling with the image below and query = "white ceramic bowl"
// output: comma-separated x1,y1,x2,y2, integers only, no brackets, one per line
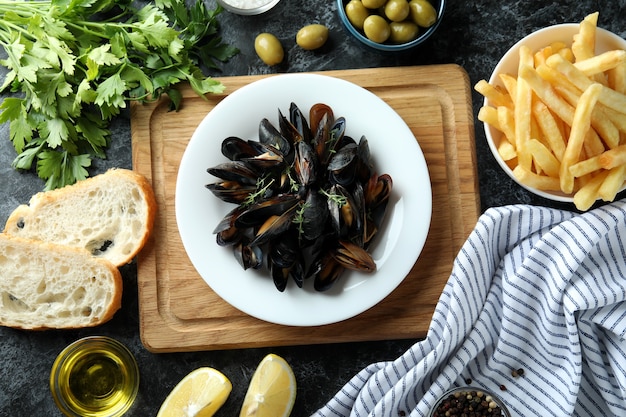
484,23,626,202
216,0,280,15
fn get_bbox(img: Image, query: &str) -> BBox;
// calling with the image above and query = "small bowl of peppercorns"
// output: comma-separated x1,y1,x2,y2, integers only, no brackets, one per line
429,386,511,417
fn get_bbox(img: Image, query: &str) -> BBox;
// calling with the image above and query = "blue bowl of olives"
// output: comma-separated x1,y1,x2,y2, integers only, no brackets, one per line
337,0,445,52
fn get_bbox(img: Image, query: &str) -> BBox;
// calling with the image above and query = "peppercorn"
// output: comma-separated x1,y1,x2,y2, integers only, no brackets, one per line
431,389,505,417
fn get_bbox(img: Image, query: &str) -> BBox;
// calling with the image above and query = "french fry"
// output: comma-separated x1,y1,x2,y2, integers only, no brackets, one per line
547,54,626,114
598,165,626,201
574,50,626,76
527,139,560,177
478,106,500,129
608,61,626,94
497,106,517,147
531,99,566,161
553,84,620,149
499,73,518,100
519,64,575,125
571,11,608,86
572,12,598,61
573,170,609,211
560,83,603,194
513,165,561,190
569,154,602,177
550,41,568,55
515,46,534,170
475,80,513,108
498,140,517,161
598,144,626,169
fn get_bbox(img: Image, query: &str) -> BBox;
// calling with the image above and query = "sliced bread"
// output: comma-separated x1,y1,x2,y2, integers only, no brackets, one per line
0,234,122,330
3,168,156,267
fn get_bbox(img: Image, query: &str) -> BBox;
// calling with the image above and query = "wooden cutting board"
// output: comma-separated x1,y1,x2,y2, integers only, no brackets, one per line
131,65,479,353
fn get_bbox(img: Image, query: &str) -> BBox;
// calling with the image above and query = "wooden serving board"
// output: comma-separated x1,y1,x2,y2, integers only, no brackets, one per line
131,65,479,353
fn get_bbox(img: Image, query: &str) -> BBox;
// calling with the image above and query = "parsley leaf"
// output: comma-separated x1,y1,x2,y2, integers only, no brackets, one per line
0,0,238,189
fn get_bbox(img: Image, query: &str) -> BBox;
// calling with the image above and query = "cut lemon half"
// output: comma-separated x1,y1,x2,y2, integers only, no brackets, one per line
239,353,296,417
157,367,232,417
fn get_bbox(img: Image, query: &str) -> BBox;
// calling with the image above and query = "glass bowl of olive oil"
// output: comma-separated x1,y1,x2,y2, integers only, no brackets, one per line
50,336,140,417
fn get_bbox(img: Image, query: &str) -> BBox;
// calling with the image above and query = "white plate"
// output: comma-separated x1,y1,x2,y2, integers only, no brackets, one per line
175,73,432,326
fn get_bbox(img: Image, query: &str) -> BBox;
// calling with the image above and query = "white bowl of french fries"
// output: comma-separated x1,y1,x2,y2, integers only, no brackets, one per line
476,12,626,211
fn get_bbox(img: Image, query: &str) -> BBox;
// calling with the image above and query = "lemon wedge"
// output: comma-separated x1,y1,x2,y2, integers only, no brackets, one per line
239,353,296,417
157,367,232,417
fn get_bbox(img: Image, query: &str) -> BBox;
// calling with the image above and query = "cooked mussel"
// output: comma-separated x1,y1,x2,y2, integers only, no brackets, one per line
268,231,305,291
233,237,263,270
259,118,292,158
206,102,393,292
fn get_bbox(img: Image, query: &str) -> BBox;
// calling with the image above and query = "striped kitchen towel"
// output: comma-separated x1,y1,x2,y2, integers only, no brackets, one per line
314,201,626,417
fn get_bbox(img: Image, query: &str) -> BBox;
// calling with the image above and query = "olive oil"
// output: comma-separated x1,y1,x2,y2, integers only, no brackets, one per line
50,337,139,417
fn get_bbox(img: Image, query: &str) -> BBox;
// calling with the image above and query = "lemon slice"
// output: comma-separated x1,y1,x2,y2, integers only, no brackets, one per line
239,353,296,417
157,367,232,417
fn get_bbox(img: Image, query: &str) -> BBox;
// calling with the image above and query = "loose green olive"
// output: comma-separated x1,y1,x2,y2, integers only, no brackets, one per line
409,0,437,28
389,21,419,43
363,14,390,43
384,0,409,22
345,0,370,30
296,24,329,50
361,0,386,9
254,33,284,66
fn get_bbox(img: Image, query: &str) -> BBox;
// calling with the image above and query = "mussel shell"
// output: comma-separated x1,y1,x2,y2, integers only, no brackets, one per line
321,117,346,165
213,205,246,246
356,136,374,182
268,233,300,269
366,173,393,235
289,102,312,143
294,141,318,187
269,232,305,290
206,181,257,204
328,142,358,187
311,112,331,160
221,136,260,161
300,189,329,241
207,161,258,185
271,265,290,292
250,207,298,247
309,103,334,136
233,238,264,270
331,240,376,273
241,142,286,171
278,108,303,144
327,184,363,240
235,195,300,229
259,118,292,157
312,252,345,292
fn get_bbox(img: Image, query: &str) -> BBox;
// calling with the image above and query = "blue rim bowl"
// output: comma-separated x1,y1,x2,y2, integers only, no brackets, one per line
337,0,445,52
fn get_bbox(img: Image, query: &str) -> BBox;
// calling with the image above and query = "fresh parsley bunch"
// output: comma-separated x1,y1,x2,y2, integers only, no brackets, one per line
0,0,238,189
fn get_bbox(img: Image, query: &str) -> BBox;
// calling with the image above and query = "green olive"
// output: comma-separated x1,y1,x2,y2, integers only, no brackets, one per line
409,0,437,28
254,33,284,66
361,0,386,9
363,14,390,43
296,24,329,50
384,0,409,22
345,0,369,30
389,21,419,43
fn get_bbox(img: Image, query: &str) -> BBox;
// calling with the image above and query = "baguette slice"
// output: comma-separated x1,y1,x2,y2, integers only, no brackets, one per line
4,168,156,267
0,234,122,330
